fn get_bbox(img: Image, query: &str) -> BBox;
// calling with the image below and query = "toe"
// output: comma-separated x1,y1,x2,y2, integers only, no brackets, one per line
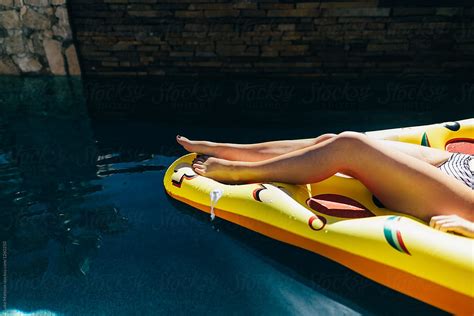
176,135,191,144
177,136,200,153
192,162,203,169
193,166,205,175
194,170,204,176
195,155,209,163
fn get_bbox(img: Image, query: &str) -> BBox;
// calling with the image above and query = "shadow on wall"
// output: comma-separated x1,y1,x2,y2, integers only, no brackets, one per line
0,0,81,75
67,0,474,77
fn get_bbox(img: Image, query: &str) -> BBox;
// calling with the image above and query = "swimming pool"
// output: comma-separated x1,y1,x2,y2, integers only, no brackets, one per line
2,76,467,315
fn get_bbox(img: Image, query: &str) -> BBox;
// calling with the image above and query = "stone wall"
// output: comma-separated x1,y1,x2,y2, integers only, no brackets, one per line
68,0,474,77
0,0,81,75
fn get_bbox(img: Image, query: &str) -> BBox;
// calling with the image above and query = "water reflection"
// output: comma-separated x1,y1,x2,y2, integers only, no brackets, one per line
0,108,128,279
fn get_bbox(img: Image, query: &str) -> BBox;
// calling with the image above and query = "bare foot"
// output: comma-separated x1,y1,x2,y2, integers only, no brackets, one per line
192,155,245,184
176,135,218,156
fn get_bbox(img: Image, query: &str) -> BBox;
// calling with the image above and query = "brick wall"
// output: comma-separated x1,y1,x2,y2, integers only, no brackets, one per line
69,0,474,77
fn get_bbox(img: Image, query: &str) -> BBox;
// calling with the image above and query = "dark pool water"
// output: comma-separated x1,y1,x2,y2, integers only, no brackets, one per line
2,76,469,316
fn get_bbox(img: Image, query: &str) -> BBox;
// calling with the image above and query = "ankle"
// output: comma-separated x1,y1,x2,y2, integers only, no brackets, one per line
196,140,218,155
230,161,258,183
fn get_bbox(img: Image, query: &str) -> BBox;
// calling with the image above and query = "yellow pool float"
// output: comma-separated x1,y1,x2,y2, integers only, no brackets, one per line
163,118,474,315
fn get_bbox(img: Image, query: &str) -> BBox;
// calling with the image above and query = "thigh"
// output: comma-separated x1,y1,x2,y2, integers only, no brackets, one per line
375,139,452,167
346,136,473,222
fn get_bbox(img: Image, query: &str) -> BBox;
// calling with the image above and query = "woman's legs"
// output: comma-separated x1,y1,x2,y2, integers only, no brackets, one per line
192,132,473,222
177,134,452,166
176,134,336,162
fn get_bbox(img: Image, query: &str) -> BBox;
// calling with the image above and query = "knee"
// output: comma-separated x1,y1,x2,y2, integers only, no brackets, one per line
334,131,368,148
313,133,337,144
323,133,338,139
337,131,366,140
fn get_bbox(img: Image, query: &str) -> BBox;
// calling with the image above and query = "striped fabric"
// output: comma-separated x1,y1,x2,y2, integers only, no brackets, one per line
438,153,473,189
